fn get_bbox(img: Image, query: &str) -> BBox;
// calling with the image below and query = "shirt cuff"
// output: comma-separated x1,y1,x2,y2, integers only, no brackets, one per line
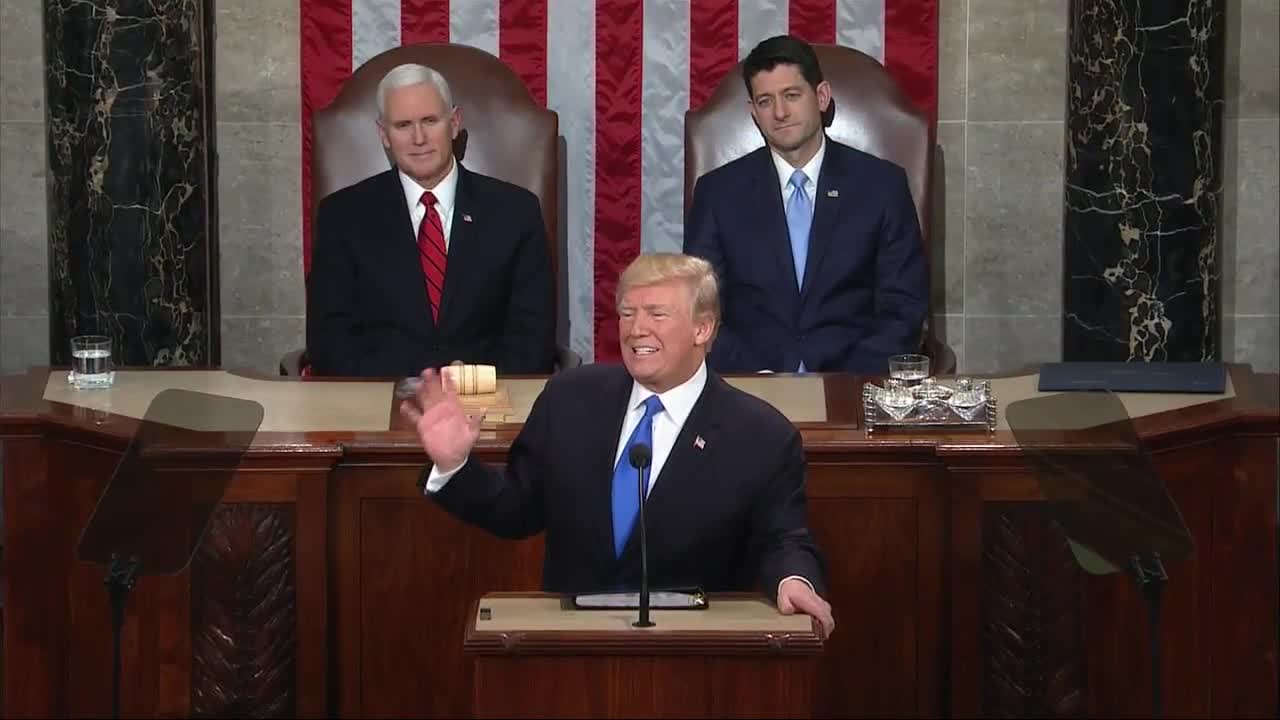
777,574,815,600
423,457,468,494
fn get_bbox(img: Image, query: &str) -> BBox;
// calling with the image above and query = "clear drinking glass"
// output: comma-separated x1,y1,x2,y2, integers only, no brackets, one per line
888,353,930,386
950,376,982,408
881,377,913,406
69,335,115,389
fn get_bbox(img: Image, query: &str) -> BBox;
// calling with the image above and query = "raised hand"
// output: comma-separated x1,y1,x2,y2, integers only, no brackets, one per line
399,368,485,473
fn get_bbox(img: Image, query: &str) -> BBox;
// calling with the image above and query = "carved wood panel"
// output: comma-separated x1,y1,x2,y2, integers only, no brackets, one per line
190,504,296,718
982,503,1088,718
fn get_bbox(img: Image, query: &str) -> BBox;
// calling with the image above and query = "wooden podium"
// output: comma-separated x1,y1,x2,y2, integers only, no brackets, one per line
463,592,823,718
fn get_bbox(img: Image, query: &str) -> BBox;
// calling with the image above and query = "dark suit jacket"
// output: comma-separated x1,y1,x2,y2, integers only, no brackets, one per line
424,363,826,598
306,166,556,377
684,138,928,375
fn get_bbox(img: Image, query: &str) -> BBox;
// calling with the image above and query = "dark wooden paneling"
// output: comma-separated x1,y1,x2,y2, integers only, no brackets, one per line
981,504,1087,718
358,498,474,718
1083,438,1217,718
4,368,1277,718
294,466,330,719
191,504,297,717
62,439,156,719
2,435,66,717
333,464,543,718
807,461,946,718
808,494,921,717
473,656,817,719
948,466,988,719
1209,437,1278,717
0,427,327,718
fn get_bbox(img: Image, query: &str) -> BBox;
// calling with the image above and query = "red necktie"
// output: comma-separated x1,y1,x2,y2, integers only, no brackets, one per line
417,191,447,322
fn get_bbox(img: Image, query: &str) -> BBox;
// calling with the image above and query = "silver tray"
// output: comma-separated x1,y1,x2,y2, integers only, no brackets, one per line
862,377,997,434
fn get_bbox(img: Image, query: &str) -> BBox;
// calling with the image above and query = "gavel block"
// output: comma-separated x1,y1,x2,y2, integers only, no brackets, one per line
445,364,511,422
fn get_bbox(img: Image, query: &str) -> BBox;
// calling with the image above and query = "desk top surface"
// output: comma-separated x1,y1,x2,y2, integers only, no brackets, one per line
471,594,813,634
2,365,1275,455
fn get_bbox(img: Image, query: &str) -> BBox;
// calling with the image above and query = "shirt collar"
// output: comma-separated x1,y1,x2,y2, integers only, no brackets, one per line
625,360,708,428
399,157,459,219
771,133,826,192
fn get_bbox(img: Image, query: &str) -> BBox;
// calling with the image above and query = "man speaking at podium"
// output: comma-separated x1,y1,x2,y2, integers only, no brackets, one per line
400,253,835,638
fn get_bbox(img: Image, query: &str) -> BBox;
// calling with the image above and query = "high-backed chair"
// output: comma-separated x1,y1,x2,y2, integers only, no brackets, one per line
282,42,579,375
684,44,956,374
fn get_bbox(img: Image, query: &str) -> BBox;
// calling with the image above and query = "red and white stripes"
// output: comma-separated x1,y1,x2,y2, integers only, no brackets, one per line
301,0,938,361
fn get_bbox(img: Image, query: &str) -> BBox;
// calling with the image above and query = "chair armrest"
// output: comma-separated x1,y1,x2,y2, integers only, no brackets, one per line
554,344,583,372
280,348,308,376
924,334,957,376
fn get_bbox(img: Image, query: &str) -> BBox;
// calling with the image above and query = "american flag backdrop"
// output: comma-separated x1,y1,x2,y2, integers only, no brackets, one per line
300,0,939,361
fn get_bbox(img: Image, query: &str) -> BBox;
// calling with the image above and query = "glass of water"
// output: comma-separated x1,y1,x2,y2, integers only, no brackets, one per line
888,353,930,386
70,335,115,389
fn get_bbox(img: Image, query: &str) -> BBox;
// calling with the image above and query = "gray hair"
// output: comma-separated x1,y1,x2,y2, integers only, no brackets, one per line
375,63,454,120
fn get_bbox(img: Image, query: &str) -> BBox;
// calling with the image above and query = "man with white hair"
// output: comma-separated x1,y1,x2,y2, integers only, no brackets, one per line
307,63,556,377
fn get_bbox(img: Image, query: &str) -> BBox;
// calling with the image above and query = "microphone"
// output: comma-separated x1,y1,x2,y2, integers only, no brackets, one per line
628,443,655,628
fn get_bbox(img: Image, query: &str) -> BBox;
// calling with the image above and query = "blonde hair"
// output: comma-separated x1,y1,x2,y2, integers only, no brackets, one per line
616,253,720,324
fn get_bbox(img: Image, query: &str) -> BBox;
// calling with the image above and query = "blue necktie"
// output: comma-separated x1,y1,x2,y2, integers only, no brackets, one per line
787,170,812,373
611,395,664,558
786,169,812,288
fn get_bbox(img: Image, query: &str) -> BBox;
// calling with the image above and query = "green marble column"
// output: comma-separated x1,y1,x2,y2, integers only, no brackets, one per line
45,0,220,366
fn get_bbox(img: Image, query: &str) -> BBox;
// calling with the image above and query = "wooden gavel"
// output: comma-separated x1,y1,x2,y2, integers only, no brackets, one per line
394,363,498,400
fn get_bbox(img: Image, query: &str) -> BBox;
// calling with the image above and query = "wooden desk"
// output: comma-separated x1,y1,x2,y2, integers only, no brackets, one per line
2,366,1276,718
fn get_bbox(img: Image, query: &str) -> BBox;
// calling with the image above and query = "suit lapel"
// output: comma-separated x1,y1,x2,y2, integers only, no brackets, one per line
618,372,723,564
801,139,845,300
589,367,638,575
382,170,435,330
747,149,801,299
385,170,418,246
436,165,480,327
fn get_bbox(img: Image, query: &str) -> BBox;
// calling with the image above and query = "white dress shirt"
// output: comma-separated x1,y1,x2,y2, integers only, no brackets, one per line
399,158,459,249
610,361,707,494
770,133,826,222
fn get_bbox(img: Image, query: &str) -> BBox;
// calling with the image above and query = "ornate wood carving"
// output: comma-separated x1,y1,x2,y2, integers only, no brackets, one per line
191,504,296,718
982,504,1088,718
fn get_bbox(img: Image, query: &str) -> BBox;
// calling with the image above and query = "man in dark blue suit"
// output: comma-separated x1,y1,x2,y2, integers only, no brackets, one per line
307,63,556,377
684,35,928,375
399,253,835,638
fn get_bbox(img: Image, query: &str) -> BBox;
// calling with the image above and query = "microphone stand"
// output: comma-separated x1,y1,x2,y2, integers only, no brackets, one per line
630,445,655,628
1130,552,1167,719
106,553,141,720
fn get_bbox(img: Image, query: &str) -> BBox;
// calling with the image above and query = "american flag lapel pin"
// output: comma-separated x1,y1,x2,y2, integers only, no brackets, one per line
827,189,839,198
693,435,706,450
462,213,473,222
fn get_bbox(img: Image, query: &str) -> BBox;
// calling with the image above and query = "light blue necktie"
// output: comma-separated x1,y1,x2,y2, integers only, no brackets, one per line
786,169,812,288
787,170,812,373
611,395,664,558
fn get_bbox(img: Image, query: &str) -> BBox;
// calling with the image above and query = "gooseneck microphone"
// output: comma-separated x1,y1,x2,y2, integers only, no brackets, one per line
628,442,655,628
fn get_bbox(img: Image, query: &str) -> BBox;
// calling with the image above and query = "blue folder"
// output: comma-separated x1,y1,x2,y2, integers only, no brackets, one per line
1036,362,1227,394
